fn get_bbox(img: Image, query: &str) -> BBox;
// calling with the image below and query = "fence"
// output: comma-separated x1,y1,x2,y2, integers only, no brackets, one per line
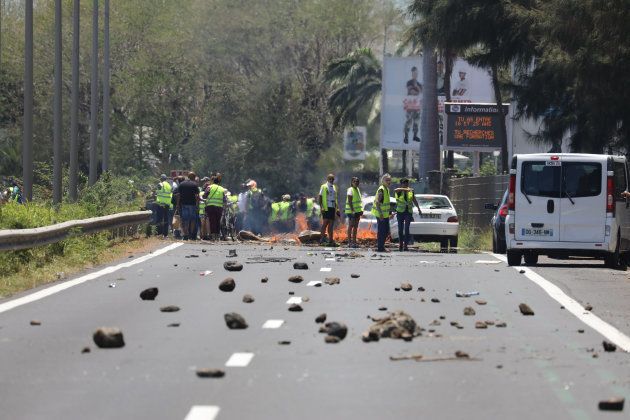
448,175,508,228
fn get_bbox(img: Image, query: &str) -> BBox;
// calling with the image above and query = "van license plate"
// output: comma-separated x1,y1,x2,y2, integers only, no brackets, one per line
521,228,553,236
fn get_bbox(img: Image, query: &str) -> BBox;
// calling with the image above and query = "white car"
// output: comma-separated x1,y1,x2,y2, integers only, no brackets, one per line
357,196,397,233
390,194,459,251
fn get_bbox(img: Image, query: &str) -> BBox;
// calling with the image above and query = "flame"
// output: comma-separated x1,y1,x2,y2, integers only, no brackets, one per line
295,213,308,232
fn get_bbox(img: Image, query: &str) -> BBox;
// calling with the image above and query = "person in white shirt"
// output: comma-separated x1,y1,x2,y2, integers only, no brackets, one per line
318,173,340,246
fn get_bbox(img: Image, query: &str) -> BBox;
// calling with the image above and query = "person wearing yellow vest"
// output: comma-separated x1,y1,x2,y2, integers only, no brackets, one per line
345,177,364,248
318,173,340,246
204,173,227,240
295,193,319,230
372,173,392,252
278,194,295,232
394,178,422,251
155,174,173,238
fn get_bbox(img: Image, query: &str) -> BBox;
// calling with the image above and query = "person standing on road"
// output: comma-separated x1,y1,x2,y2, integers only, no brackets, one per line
345,177,363,248
372,174,392,252
205,173,227,240
394,178,422,251
176,172,200,240
154,174,172,238
318,173,340,246
246,180,266,235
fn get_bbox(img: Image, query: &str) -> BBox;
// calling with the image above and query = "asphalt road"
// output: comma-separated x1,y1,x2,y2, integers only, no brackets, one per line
1,241,629,420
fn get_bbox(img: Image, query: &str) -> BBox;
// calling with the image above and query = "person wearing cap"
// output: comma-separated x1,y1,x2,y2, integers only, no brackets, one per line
278,194,295,232
345,176,363,248
154,174,172,237
394,178,422,251
318,173,340,246
204,173,227,240
246,180,266,235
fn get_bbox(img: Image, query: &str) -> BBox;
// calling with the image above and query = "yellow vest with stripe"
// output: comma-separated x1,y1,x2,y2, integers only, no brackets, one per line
345,187,362,214
320,183,337,211
206,184,225,208
278,201,292,221
269,202,280,222
156,181,172,208
371,185,390,218
305,198,314,217
395,190,414,213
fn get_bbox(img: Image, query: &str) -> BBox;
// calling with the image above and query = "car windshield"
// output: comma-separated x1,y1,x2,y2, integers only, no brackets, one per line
416,196,451,209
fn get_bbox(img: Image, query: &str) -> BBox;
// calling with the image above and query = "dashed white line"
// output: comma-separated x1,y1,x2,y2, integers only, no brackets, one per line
306,281,322,287
475,259,501,264
325,258,335,261
262,319,284,329
491,253,630,352
320,267,332,272
184,405,220,420
0,242,184,314
225,352,254,367
286,297,302,304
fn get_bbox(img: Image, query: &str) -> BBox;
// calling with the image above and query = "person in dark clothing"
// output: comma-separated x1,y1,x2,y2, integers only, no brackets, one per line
394,178,422,251
176,172,200,240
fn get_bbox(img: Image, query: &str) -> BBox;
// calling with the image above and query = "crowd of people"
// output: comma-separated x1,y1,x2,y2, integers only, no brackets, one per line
151,171,421,253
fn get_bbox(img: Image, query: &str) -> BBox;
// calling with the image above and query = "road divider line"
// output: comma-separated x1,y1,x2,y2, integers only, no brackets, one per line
320,267,332,272
307,281,322,287
0,242,183,314
475,259,501,264
491,253,630,352
225,352,254,367
286,297,302,304
184,405,220,420
262,319,284,329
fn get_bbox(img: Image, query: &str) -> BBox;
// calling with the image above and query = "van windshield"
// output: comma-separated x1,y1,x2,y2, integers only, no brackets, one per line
521,161,602,198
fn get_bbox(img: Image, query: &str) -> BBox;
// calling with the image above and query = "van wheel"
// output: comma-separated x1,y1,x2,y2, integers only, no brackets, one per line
605,234,622,269
524,253,538,266
507,251,522,266
449,236,458,253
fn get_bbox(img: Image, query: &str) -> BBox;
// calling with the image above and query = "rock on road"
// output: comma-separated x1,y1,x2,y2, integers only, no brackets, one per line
1,242,629,419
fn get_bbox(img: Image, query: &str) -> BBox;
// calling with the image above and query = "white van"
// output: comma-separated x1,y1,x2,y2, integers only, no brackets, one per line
505,153,630,268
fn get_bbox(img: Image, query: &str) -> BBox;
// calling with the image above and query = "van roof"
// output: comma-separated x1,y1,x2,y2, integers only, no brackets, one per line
514,153,624,162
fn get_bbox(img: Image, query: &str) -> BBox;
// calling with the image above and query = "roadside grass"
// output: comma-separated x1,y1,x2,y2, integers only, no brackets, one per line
415,224,492,253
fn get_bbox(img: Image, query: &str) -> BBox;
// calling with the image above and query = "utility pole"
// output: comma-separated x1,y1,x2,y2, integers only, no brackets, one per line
102,0,110,173
69,0,80,201
23,0,33,201
88,0,98,186
53,0,63,204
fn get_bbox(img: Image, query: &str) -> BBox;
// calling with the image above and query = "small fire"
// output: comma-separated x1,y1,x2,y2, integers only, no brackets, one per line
295,213,308,232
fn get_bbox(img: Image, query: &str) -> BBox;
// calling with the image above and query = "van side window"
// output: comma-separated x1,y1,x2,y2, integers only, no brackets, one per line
562,162,601,198
614,161,627,201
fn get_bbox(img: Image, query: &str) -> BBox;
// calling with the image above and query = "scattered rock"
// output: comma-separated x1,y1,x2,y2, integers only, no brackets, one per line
224,261,243,272
325,335,340,343
418,287,425,292
288,304,303,312
302,296,310,302
167,323,180,327
362,330,380,342
400,282,413,291
288,275,304,283
603,340,617,352
81,347,91,354
598,398,624,411
401,331,413,342
463,307,476,316
439,315,446,320
288,291,295,295
519,303,535,316
475,321,487,329
297,230,322,244
186,254,199,258
351,273,360,278
237,230,264,241
593,353,599,358
261,277,268,283
224,313,248,329
485,320,495,326
363,310,421,341
450,321,459,327
578,329,584,333
30,320,41,326
322,322,348,340
219,278,236,292
429,320,441,326
160,305,180,312
315,283,322,287
496,322,507,328
455,350,469,358
475,299,487,305
431,298,440,303
456,325,464,329
394,287,401,291
293,262,309,270
140,287,159,300
324,277,340,286
519,269,526,274
93,327,125,348
227,249,237,258
196,368,225,378
585,304,593,311
242,294,255,303
378,306,388,311
315,313,327,323
278,340,291,345
420,298,425,302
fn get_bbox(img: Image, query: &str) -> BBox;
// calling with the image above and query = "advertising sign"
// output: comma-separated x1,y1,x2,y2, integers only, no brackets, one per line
343,127,367,160
445,103,509,150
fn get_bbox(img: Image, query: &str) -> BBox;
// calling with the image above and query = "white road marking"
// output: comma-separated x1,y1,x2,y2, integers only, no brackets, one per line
306,281,322,287
0,242,184,314
286,297,302,304
262,319,284,329
320,267,332,272
325,258,335,261
475,259,501,264
184,405,220,420
491,253,630,352
225,352,254,367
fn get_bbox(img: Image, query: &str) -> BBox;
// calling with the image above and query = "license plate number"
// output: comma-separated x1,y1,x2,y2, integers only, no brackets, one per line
420,214,440,219
521,228,553,236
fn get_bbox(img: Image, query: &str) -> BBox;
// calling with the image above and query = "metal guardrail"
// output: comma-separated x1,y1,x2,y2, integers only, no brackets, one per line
0,210,152,251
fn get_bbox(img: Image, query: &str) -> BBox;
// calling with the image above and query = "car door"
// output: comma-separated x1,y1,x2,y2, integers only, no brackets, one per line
614,159,630,251
515,159,561,241
559,159,606,243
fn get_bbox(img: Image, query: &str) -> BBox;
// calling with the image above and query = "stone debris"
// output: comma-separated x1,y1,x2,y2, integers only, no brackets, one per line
418,287,426,292
400,282,413,292
219,278,236,292
598,398,624,411
242,294,255,303
314,283,322,288
378,307,388,311
450,321,459,327
224,313,248,329
297,230,322,243
463,307,476,316
585,304,593,311
429,320,441,326
495,322,507,328
293,262,309,270
325,335,340,343
519,303,535,316
603,341,617,352
93,327,125,348
200,270,213,276
30,320,41,326
321,322,348,340
288,275,304,283
224,261,243,272
288,291,295,295
519,269,526,274
288,304,303,312
362,311,421,342
261,277,268,283
196,368,225,378
81,347,91,354
302,296,310,302
394,287,401,292
351,273,360,278
439,315,446,320
324,277,340,286
362,330,380,342
201,249,207,253
455,350,469,358
167,323,180,327
431,298,440,303
140,287,159,300
278,340,291,345
485,320,495,326
160,305,180,312
315,313,327,323
185,255,199,258
237,230,265,241
475,321,488,329
227,249,237,258
475,299,487,305
578,329,584,333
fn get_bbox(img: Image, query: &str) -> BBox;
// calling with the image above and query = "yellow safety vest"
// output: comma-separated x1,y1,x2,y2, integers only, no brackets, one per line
206,184,225,208
320,183,337,211
345,187,362,214
156,181,172,208
395,190,414,213
269,202,280,222
371,185,390,218
278,201,292,221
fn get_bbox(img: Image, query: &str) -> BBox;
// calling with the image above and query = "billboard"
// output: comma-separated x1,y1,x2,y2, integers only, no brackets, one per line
445,103,509,150
343,127,367,160
380,57,423,151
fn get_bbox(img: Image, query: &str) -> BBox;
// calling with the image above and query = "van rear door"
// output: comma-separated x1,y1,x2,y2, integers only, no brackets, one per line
559,160,605,242
515,158,561,241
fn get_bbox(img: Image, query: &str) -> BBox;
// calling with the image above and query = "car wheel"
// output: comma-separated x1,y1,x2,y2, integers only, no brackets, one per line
605,233,622,269
524,253,538,266
440,238,449,253
507,251,522,266
449,236,458,254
